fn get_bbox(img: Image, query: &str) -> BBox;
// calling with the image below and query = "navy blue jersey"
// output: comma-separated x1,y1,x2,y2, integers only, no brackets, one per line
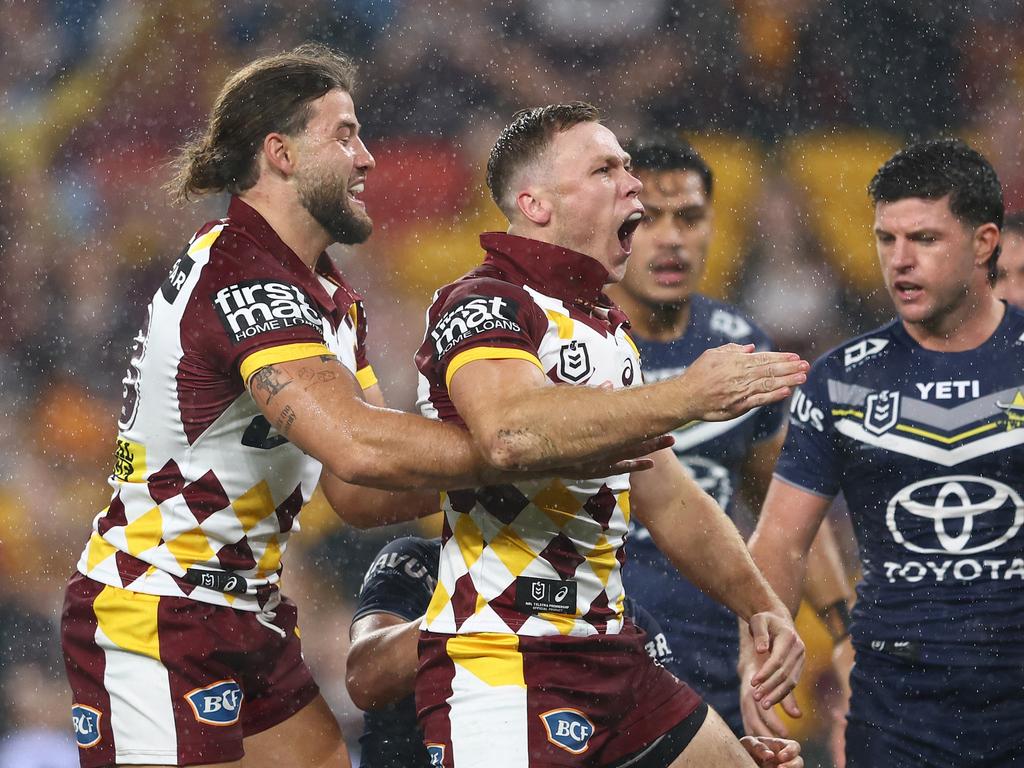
776,305,1024,668
353,536,439,768
353,537,672,767
622,294,785,732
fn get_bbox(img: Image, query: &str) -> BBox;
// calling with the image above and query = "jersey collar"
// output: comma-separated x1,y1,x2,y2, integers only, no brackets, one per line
479,232,611,306
227,196,362,319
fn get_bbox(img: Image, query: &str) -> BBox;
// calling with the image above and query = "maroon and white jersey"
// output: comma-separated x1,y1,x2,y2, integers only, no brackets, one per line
415,233,642,638
76,198,376,613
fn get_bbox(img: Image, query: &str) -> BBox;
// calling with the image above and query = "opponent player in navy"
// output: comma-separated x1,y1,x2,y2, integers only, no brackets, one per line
994,210,1024,308
742,139,1024,767
346,536,804,768
605,137,851,735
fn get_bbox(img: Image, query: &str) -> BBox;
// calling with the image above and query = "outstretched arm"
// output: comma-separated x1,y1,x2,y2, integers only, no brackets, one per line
451,344,808,471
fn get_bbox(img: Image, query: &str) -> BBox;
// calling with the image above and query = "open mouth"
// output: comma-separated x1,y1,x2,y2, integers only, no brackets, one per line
650,255,691,286
617,211,643,254
348,181,365,208
893,279,923,301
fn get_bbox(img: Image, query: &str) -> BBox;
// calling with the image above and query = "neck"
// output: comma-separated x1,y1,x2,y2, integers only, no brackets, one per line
609,288,691,342
903,292,1005,352
238,188,331,269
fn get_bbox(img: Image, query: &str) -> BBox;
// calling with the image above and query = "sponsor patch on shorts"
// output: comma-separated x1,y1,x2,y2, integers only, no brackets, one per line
185,680,244,726
431,296,521,358
212,280,323,344
540,708,594,754
426,743,446,766
72,704,103,748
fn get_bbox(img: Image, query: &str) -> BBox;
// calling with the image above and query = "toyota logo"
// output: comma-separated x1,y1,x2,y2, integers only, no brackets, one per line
886,475,1023,555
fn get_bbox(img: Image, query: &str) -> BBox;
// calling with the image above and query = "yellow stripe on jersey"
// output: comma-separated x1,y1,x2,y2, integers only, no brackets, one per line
587,534,617,587
187,226,223,257
894,421,999,445
445,347,544,389
454,514,486,571
232,480,276,533
539,611,579,636
356,365,378,390
533,480,583,529
239,343,335,387
256,536,282,578
490,527,538,578
545,310,574,339
446,633,526,688
94,584,161,661
165,527,217,573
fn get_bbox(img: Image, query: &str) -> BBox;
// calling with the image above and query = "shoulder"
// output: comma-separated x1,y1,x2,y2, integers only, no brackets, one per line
693,294,773,348
814,319,902,377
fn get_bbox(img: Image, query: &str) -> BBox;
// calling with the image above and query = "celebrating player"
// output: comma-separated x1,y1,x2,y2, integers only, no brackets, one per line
604,136,851,736
59,47,670,768
740,139,1024,767
412,103,809,767
347,536,804,768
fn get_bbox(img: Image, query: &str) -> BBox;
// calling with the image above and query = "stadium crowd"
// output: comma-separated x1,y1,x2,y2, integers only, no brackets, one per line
2,2,1024,767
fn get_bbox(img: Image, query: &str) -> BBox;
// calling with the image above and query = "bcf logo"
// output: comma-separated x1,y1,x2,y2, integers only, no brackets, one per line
72,704,102,748
426,744,445,766
185,680,244,726
541,708,595,754
886,475,1023,554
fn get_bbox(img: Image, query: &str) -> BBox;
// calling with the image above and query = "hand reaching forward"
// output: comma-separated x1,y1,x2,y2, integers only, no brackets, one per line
676,344,809,422
739,610,806,737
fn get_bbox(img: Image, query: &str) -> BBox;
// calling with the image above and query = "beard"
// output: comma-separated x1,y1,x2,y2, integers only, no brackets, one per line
297,167,373,245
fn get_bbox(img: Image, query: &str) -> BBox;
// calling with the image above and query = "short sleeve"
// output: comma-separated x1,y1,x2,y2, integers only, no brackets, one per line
772,360,842,498
350,299,377,390
417,278,550,390
352,537,441,624
183,232,335,384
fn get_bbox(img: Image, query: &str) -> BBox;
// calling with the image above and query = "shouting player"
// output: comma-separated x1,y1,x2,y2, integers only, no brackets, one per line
604,136,851,736
413,103,809,767
741,139,1024,768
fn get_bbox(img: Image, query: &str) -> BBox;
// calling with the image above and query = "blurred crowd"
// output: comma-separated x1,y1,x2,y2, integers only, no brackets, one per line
1,1,1023,766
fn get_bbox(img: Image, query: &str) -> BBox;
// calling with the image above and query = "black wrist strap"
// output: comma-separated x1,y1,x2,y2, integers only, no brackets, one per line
817,598,851,644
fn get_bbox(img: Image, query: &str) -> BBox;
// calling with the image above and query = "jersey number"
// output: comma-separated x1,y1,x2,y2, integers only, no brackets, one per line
241,416,289,449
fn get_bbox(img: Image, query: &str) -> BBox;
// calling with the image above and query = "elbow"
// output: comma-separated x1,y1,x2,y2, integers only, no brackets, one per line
480,425,541,471
345,654,377,711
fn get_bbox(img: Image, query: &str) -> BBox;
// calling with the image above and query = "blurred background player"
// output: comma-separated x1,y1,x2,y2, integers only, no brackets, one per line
605,136,851,736
994,210,1024,308
742,139,1024,768
346,535,803,768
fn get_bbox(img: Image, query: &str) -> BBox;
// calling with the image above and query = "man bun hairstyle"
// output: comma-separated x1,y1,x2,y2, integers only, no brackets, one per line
167,43,357,204
486,102,601,218
869,139,1004,283
622,135,714,198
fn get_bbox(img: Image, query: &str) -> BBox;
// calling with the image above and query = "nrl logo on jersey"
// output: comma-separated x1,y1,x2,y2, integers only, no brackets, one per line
213,280,323,344
997,390,1024,431
557,340,593,383
864,390,900,435
844,337,889,368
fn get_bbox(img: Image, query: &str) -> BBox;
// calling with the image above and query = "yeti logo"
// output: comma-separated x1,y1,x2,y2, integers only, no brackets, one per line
864,390,900,435
558,341,593,383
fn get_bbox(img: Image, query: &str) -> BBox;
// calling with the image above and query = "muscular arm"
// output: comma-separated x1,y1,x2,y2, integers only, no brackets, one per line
346,612,420,710
740,428,851,618
318,383,442,527
450,346,808,470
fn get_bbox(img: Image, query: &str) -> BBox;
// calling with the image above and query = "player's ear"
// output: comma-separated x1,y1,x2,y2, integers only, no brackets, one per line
974,222,1000,268
516,189,552,226
262,132,297,179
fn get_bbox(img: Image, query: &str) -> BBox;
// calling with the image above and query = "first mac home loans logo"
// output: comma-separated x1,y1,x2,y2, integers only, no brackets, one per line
213,280,323,344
